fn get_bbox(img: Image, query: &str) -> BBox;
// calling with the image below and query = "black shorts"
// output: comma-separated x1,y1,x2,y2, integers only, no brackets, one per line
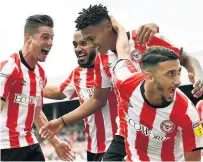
87,151,105,161
102,135,126,161
1,143,45,161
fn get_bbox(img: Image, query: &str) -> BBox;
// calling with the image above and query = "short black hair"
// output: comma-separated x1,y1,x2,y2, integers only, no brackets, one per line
24,14,54,35
75,4,110,30
141,46,179,71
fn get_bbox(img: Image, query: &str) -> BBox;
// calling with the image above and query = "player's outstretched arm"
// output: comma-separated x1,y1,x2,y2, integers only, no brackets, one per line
40,87,111,139
34,106,74,161
43,86,66,100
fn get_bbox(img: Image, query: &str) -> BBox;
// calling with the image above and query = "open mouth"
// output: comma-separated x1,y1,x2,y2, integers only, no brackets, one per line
77,53,87,60
169,88,176,98
41,48,50,55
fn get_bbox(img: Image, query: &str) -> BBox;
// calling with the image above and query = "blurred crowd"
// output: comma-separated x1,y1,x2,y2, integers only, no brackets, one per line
37,122,87,161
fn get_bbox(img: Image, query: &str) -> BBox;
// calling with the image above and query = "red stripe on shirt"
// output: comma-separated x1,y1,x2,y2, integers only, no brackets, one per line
7,54,22,148
24,71,36,145
135,102,156,161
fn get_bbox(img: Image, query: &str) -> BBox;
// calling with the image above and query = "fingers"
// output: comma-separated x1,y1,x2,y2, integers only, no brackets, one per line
137,26,148,45
141,30,153,45
60,151,75,161
148,31,156,44
191,78,203,98
137,25,144,42
137,24,158,45
199,121,203,125
40,129,54,139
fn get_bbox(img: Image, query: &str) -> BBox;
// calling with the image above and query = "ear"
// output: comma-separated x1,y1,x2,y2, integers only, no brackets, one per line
24,34,32,44
103,20,112,32
144,71,155,82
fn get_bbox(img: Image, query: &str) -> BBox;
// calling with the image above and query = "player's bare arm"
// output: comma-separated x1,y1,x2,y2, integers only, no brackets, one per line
43,86,66,100
39,87,111,138
34,106,74,161
184,150,201,161
110,16,131,60
0,99,5,112
179,51,203,98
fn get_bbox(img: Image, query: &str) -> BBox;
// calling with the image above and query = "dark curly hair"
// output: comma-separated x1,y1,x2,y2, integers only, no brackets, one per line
141,46,179,71
75,4,110,30
24,14,54,35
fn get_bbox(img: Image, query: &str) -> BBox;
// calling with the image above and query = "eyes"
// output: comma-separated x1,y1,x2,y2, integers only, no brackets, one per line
73,40,88,49
167,70,181,77
42,35,53,41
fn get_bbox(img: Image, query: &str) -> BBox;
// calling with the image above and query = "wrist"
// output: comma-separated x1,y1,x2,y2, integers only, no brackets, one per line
60,116,67,127
48,136,60,147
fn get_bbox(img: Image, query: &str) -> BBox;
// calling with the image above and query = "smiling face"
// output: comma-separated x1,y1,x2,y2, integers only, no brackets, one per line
25,26,54,62
151,59,182,102
81,21,113,54
73,30,96,68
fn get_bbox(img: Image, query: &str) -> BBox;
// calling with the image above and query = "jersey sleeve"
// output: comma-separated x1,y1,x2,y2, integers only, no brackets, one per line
148,33,182,57
113,59,144,89
180,102,203,152
0,59,19,101
94,54,112,88
60,71,78,100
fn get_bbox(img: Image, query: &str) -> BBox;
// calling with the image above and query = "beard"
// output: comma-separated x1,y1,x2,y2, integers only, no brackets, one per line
77,51,96,68
154,78,171,105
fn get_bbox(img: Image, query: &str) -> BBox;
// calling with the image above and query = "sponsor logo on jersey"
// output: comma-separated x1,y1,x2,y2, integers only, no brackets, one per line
0,73,10,78
14,94,39,105
0,73,10,86
160,120,175,133
126,114,169,142
193,122,203,137
78,88,94,99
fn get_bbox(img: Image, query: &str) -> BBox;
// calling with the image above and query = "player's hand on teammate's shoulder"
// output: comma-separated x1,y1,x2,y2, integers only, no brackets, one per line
110,16,125,32
137,23,159,45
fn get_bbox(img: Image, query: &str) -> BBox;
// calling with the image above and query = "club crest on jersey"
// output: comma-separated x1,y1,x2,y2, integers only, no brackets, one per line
130,50,142,62
160,120,175,133
193,122,203,137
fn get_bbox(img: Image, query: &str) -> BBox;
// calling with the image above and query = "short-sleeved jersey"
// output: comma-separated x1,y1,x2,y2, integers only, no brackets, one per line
0,52,46,149
60,67,117,153
113,59,203,161
94,30,182,137
197,100,203,120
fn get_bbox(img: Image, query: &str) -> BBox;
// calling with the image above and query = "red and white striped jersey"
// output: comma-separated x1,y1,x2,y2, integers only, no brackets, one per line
113,59,203,161
197,100,203,120
60,66,117,153
94,30,182,137
0,52,46,149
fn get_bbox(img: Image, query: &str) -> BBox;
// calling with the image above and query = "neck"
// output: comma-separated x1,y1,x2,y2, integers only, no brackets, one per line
21,46,37,69
109,30,118,51
144,82,163,105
